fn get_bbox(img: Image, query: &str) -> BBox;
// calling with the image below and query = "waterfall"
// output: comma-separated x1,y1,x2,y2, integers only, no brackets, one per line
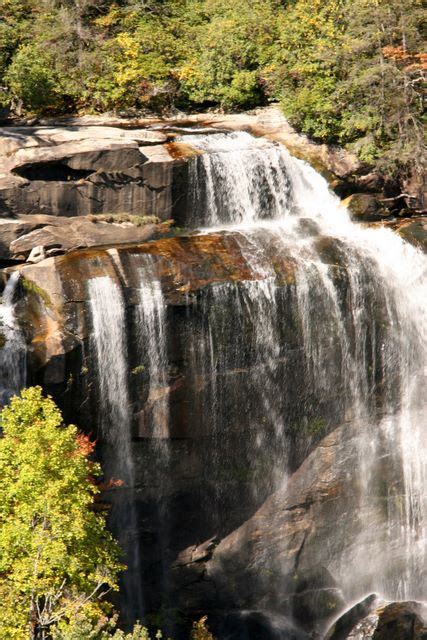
88,276,133,479
136,256,169,441
185,132,292,227
0,272,26,406
85,130,425,628
87,261,171,624
134,254,174,627
183,131,426,604
88,276,144,622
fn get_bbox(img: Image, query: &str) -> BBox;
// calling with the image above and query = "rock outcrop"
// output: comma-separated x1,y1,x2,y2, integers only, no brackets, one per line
0,213,172,262
1,107,424,221
1,116,425,639
169,417,421,637
0,125,189,218
4,218,425,637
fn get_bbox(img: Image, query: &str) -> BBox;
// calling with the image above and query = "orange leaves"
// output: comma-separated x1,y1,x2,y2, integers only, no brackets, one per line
75,432,96,457
382,47,427,72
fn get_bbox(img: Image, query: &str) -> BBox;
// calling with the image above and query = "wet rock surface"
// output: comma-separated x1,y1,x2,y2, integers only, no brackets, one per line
1,117,426,638
342,194,389,222
369,216,427,252
168,421,418,637
335,601,427,640
4,222,424,637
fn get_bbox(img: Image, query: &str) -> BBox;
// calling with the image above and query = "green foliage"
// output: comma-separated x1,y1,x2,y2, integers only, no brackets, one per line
0,387,122,639
55,612,156,639
271,0,425,175
0,0,423,177
55,614,215,639
177,0,278,108
4,44,61,112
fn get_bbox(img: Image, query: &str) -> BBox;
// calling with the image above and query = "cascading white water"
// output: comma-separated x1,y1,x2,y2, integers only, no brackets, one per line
184,131,292,227
184,130,426,605
88,276,144,621
81,130,425,630
88,276,133,478
0,272,26,406
134,253,175,630
136,256,169,440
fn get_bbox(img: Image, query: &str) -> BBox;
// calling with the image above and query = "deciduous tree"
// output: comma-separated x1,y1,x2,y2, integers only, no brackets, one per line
0,387,122,639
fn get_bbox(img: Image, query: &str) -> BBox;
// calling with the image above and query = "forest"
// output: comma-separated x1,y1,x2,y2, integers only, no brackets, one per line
0,0,425,176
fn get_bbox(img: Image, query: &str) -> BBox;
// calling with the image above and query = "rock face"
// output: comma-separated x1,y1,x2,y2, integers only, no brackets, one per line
169,419,423,637
328,600,427,640
1,108,424,220
0,231,353,630
5,218,425,637
375,216,427,252
342,194,389,222
0,126,189,218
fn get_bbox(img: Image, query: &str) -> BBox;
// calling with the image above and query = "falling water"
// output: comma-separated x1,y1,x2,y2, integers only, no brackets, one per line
182,131,426,605
185,131,292,227
88,276,144,621
136,256,169,441
86,131,425,628
134,254,175,626
0,272,26,405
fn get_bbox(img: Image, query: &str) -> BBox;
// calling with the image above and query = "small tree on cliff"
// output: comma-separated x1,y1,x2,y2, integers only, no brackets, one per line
0,386,122,639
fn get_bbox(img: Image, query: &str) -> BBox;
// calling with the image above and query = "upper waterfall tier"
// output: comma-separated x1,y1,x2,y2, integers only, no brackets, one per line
184,131,292,227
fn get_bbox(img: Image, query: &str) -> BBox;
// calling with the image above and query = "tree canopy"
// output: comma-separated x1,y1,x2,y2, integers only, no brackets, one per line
0,0,425,175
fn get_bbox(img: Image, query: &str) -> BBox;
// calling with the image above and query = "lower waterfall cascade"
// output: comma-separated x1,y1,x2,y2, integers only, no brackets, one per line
0,271,26,405
1,129,425,637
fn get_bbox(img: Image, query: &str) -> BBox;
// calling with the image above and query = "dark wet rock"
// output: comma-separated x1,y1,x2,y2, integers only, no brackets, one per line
214,610,310,640
167,415,421,638
340,601,427,640
368,216,427,253
325,594,379,640
342,194,389,222
372,602,427,640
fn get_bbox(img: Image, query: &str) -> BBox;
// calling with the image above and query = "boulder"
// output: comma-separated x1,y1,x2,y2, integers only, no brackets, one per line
325,594,379,640
342,194,389,221
0,214,173,262
384,217,427,252
169,415,424,637
371,602,427,640
338,601,427,640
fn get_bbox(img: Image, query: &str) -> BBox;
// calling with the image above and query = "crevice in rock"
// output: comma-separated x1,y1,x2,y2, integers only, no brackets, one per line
13,162,94,182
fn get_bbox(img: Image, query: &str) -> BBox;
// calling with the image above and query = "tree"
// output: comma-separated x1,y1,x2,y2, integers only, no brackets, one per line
178,0,279,109
269,0,425,178
0,387,122,640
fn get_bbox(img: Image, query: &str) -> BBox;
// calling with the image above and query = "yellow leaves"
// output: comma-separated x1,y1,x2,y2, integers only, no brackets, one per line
177,61,202,82
115,66,140,86
116,32,139,59
0,388,122,636
95,7,121,29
